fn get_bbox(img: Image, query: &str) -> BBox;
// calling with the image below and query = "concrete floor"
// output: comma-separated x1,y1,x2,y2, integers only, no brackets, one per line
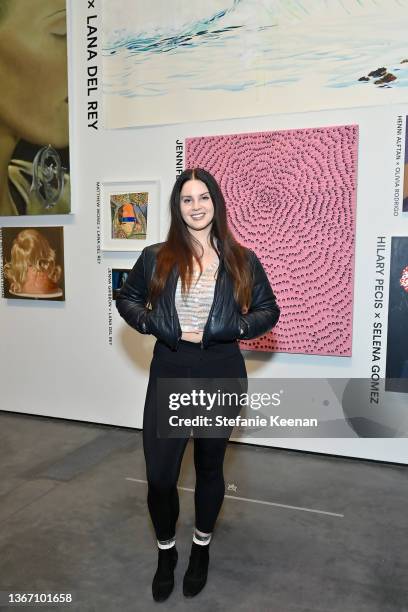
0,411,407,612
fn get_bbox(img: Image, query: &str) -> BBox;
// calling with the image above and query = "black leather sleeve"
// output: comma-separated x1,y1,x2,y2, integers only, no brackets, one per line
239,250,280,340
115,248,151,335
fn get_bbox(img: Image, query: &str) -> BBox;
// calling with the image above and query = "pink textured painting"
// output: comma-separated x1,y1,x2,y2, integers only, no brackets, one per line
186,125,358,356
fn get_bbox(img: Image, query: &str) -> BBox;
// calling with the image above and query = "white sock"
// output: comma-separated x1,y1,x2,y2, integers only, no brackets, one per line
157,535,176,550
193,527,212,546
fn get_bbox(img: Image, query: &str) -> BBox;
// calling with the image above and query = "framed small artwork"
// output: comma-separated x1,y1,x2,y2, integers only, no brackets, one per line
112,268,131,300
100,180,160,251
2,226,65,301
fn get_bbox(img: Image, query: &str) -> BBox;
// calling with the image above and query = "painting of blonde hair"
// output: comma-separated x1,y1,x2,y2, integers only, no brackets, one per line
3,228,62,294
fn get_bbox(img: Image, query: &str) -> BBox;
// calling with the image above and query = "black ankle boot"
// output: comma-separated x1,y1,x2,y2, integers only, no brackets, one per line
152,546,178,602
183,542,210,597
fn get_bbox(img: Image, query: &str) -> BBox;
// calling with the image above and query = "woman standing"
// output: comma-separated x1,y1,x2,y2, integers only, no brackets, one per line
116,168,280,601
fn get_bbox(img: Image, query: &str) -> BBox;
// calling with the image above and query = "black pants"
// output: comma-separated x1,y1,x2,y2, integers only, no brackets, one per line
142,338,247,541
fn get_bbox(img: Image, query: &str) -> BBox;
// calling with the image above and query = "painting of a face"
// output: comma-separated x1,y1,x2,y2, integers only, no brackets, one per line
0,0,68,148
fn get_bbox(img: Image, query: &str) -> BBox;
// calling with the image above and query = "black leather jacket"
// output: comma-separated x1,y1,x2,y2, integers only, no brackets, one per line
116,241,280,350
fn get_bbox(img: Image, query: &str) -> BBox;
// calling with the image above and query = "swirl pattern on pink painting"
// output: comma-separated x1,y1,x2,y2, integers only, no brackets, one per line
400,266,408,293
186,125,358,355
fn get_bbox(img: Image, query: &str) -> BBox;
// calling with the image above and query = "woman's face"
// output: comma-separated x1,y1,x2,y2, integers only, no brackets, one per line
0,0,68,148
180,179,215,232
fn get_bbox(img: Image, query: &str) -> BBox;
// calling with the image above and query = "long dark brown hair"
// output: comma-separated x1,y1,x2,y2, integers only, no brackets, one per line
148,168,252,313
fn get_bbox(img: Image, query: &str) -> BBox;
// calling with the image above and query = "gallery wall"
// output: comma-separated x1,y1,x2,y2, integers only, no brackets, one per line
0,0,407,464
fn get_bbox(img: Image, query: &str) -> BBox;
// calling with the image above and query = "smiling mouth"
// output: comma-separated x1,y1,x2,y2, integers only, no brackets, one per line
191,213,205,220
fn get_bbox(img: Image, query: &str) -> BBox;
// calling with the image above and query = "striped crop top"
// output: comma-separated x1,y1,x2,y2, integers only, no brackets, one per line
175,258,219,332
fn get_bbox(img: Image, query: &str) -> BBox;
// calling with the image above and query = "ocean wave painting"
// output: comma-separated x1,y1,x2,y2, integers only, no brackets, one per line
102,0,408,128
